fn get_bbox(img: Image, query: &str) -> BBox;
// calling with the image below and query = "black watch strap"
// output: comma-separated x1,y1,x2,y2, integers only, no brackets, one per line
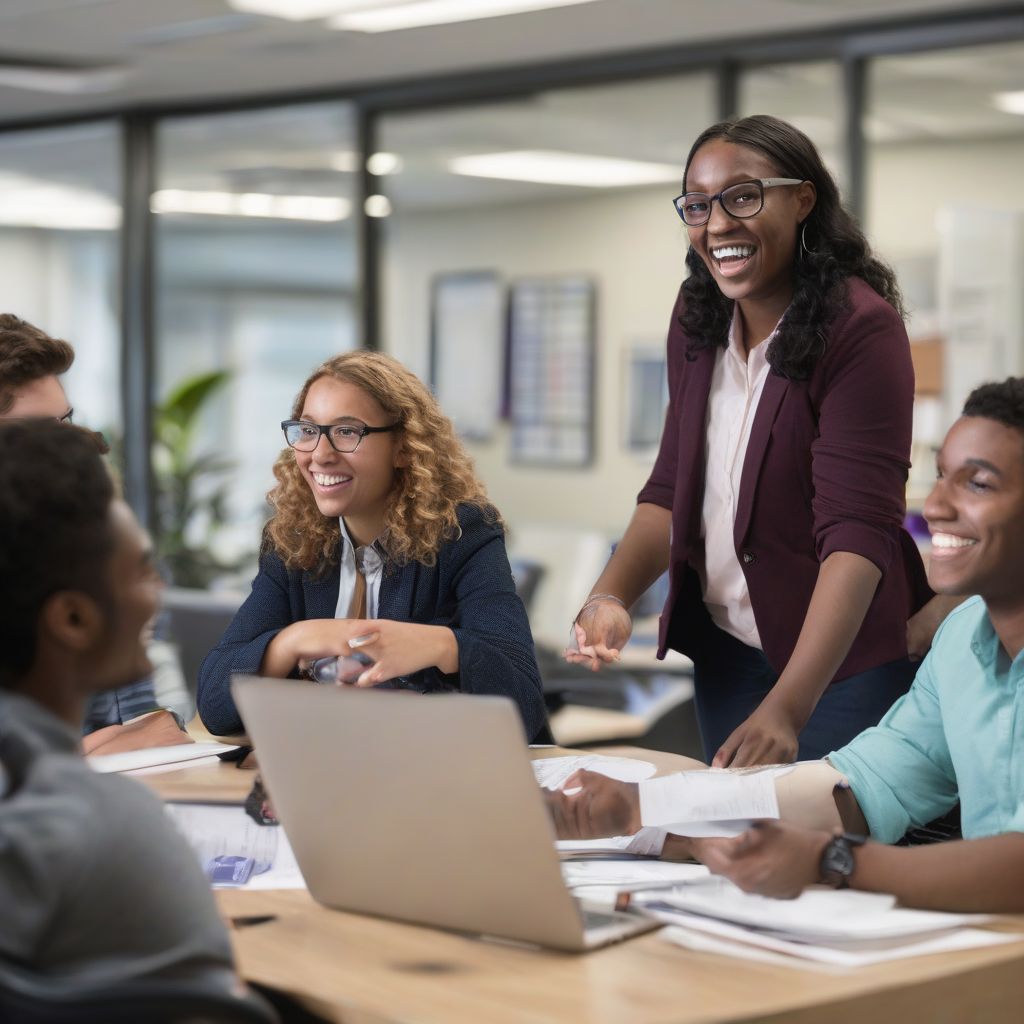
819,831,867,889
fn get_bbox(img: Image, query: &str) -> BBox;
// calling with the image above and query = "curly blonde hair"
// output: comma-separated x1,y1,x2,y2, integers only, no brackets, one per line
265,350,498,572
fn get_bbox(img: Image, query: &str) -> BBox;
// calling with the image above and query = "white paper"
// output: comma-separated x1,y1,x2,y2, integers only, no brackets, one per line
655,912,1021,967
639,880,988,943
88,742,239,774
660,925,825,969
126,754,224,776
639,767,787,832
533,754,656,791
165,802,306,890
562,859,709,891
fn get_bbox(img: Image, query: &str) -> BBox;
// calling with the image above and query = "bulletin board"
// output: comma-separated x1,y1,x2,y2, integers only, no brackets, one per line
429,271,505,440
508,275,595,467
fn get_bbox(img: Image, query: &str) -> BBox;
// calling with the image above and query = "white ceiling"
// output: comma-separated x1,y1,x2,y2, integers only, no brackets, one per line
0,0,1002,126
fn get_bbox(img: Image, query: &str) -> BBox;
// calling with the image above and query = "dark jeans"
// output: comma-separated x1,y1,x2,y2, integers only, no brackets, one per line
692,622,917,762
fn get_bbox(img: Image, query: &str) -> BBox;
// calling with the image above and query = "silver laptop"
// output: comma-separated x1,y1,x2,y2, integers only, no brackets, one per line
232,677,656,951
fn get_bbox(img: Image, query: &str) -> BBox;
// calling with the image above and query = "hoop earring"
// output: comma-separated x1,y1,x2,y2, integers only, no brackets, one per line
800,222,817,257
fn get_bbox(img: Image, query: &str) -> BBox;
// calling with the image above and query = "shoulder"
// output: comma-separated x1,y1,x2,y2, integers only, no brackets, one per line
434,503,505,566
454,501,503,538
828,277,907,343
931,594,987,647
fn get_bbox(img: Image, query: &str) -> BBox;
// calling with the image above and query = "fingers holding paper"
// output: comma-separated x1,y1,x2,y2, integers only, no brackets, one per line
544,769,642,839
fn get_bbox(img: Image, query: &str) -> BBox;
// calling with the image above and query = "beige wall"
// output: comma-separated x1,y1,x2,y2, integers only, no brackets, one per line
382,184,688,536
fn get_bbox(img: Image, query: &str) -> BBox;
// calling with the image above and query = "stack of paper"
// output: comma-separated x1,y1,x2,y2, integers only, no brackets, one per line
88,741,238,775
631,878,1022,967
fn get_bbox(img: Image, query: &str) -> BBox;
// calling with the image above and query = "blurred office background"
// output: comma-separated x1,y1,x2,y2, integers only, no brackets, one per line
0,1,1020,743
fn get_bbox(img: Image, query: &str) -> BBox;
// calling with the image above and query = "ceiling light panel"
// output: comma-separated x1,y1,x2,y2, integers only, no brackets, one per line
331,0,600,33
227,1,388,20
448,150,680,188
150,189,350,221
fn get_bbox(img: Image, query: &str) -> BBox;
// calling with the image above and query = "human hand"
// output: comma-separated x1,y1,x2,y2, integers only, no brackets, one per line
342,620,458,686
82,709,189,756
695,820,832,899
712,699,801,768
269,617,367,678
543,769,641,839
563,598,632,671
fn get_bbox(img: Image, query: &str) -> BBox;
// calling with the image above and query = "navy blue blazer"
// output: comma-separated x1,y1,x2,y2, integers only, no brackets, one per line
196,504,547,740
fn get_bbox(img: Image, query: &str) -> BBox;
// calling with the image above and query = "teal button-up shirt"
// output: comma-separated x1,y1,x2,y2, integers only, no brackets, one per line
829,595,1024,844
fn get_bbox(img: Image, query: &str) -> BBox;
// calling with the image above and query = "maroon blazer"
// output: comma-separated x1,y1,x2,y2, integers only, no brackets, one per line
639,277,932,682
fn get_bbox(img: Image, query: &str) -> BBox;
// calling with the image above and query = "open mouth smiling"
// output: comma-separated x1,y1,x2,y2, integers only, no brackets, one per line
930,532,978,554
313,472,351,488
711,243,756,276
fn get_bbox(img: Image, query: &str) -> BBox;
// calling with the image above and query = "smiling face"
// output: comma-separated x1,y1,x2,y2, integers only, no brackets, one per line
684,139,815,328
293,375,400,546
83,500,162,692
923,415,1024,607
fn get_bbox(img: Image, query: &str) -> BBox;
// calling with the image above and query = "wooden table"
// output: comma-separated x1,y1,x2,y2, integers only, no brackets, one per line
143,751,1024,1024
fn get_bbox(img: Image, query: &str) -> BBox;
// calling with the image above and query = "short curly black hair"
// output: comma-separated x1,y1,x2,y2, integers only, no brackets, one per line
962,378,1024,436
0,420,115,688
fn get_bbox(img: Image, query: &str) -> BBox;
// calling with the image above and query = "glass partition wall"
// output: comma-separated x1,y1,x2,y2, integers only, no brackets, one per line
0,12,1020,587
377,74,718,540
0,122,122,442
866,41,1024,504
153,102,360,585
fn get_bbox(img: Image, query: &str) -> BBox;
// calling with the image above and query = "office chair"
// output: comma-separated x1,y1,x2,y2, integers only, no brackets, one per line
0,963,280,1024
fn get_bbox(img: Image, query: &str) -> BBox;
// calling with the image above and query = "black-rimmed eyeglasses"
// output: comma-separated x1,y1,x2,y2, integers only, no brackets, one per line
281,419,399,454
672,178,804,227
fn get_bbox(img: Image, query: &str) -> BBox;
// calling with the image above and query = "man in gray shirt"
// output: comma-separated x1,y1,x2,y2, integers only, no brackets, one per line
0,419,237,999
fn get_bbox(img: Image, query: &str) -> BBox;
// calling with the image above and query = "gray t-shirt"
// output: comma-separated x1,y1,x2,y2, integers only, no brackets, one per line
0,690,236,994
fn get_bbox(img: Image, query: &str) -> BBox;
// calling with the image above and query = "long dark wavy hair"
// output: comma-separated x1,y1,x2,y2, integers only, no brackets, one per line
678,114,904,380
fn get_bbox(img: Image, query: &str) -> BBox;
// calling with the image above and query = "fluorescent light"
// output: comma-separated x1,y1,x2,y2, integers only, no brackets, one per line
151,189,351,221
364,194,393,217
0,174,120,230
449,150,681,188
366,151,403,175
0,65,128,95
330,150,359,172
227,1,381,20
993,90,1024,116
331,0,599,33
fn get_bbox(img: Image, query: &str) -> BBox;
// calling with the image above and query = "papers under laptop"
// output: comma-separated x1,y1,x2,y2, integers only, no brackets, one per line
231,677,657,951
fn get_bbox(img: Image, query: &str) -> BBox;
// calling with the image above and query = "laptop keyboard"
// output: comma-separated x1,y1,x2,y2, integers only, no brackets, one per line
582,909,624,930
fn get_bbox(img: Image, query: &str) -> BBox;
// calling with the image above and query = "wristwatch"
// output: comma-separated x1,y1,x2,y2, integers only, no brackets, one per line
819,832,866,889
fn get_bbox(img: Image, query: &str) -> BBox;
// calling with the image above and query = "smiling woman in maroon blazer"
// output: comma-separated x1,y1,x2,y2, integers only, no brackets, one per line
568,115,947,767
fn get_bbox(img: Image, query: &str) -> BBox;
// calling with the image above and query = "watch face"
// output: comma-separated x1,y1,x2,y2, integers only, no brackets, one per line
821,837,857,887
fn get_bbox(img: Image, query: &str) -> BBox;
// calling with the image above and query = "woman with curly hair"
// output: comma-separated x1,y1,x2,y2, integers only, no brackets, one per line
568,114,943,767
197,351,546,740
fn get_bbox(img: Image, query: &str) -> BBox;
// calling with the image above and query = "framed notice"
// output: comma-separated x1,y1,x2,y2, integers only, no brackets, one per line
430,271,505,440
625,343,669,455
508,275,595,467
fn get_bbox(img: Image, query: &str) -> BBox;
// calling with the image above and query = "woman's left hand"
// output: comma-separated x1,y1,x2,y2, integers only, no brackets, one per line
712,700,802,768
340,619,459,686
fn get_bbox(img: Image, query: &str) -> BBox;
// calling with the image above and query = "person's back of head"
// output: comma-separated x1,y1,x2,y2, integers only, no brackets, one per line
0,420,114,692
0,314,74,419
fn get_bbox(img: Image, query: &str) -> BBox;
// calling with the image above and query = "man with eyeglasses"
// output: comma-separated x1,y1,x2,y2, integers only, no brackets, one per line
0,314,183,750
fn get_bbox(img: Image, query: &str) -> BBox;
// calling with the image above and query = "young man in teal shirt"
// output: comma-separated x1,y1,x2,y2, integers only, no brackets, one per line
549,378,1024,912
